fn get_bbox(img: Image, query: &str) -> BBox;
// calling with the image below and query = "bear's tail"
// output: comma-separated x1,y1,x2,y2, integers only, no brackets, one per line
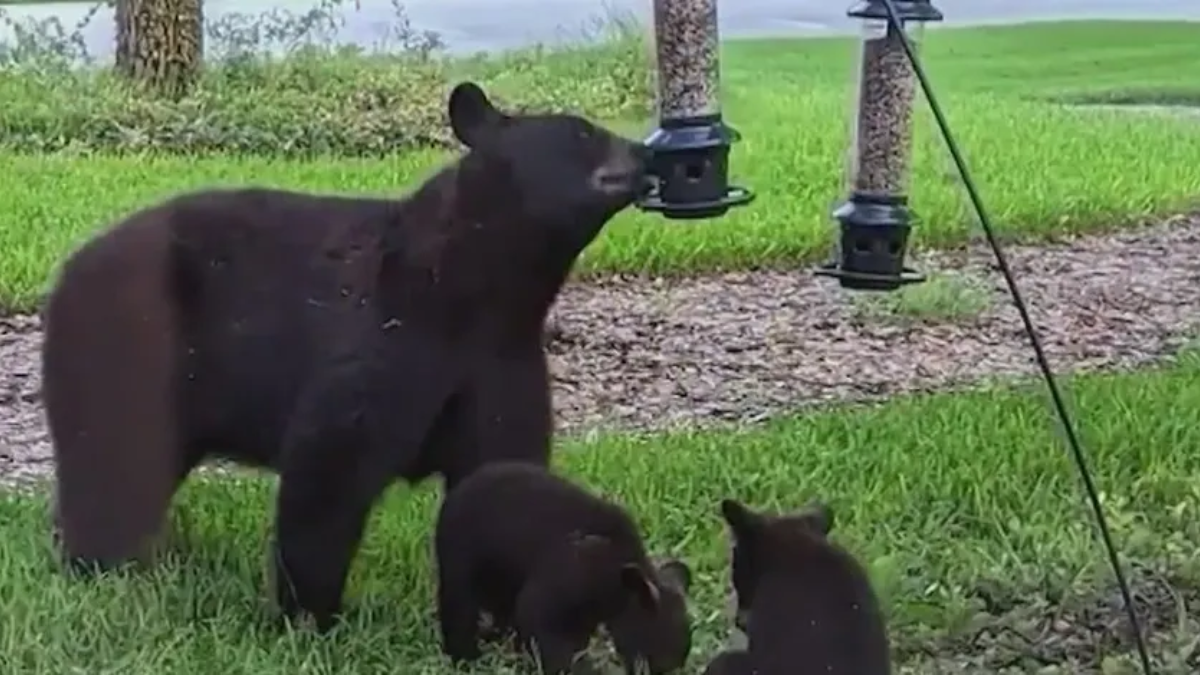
42,211,184,572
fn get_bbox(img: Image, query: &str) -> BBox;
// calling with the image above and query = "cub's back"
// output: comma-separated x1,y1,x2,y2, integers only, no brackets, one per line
437,462,643,570
753,537,889,675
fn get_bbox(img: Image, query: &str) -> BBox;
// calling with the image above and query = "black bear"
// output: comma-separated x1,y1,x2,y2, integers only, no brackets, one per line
701,499,890,675
699,650,752,675
41,80,652,632
434,461,693,674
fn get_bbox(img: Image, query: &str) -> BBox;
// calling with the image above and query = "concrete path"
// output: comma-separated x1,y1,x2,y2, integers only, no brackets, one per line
1,0,1197,58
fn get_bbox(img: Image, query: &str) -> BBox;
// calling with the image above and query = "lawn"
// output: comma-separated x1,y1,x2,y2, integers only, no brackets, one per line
4,354,1200,673
0,20,1198,309
2,12,1200,675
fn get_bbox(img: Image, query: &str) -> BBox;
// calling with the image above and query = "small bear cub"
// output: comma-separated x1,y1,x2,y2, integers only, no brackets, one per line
435,461,692,674
702,498,890,675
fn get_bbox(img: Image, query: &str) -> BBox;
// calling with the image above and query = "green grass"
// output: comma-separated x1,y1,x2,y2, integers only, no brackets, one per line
2,18,1200,671
851,269,995,325
2,20,1199,310
4,354,1200,673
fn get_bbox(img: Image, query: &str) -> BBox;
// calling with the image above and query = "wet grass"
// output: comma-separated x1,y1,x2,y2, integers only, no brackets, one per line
0,21,1198,309
3,354,1200,672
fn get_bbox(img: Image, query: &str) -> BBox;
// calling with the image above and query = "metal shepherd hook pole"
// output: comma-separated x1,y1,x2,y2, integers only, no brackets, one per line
638,0,754,219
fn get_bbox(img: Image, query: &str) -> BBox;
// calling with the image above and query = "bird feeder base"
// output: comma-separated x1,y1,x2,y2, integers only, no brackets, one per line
638,115,755,220
815,191,925,291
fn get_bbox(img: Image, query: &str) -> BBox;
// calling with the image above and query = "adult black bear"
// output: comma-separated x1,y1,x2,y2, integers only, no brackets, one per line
434,461,692,675
41,81,651,632
701,499,890,675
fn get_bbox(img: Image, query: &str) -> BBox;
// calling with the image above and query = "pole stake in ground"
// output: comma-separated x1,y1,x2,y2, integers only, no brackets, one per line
638,0,754,219
816,0,943,291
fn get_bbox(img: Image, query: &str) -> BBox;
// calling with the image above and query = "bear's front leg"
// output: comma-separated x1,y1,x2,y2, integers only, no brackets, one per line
273,351,459,631
439,348,554,491
273,417,393,632
514,575,595,675
434,549,484,662
700,649,753,675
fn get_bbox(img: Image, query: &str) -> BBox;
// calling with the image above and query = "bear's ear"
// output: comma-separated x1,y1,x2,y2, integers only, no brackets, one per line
799,500,834,535
656,558,692,595
448,81,507,148
620,563,661,610
720,498,764,543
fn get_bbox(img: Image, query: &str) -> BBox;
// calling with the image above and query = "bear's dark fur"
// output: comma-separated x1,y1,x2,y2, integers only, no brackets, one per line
434,461,693,675
700,499,890,675
699,649,752,675
42,81,652,631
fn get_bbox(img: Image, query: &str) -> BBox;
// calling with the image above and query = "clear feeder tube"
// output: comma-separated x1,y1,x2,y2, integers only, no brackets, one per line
847,18,923,197
652,0,721,122
639,0,752,219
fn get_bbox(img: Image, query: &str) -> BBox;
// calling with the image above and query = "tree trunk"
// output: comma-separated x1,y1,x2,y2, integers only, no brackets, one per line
114,0,204,99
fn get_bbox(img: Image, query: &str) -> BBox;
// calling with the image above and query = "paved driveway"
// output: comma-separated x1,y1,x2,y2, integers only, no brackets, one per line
2,0,1197,57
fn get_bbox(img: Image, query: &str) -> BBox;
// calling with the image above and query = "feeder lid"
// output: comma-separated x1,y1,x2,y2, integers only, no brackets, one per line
846,0,945,23
643,118,742,152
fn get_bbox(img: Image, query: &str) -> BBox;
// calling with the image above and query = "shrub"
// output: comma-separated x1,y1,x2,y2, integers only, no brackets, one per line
0,0,654,158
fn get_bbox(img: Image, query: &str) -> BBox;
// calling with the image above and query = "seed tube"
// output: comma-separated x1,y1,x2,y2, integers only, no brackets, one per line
849,19,920,197
652,0,721,121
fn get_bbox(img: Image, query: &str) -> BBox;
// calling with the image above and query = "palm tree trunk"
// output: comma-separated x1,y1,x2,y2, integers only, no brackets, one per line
114,0,204,99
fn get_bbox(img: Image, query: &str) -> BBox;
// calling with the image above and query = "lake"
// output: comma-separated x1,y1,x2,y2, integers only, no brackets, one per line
1,0,1197,58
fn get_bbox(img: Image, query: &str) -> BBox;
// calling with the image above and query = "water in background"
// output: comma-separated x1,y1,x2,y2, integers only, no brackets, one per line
0,0,1196,60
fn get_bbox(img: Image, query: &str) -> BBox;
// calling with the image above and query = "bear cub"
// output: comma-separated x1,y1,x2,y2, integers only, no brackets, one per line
43,80,653,632
435,461,692,675
701,499,890,675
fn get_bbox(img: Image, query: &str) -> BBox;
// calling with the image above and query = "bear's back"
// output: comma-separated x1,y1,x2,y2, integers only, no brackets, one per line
438,462,645,575
166,187,395,323
166,187,424,459
749,532,889,675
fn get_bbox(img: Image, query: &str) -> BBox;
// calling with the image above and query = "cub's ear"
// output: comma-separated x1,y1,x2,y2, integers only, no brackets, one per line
620,563,661,610
800,500,835,535
720,499,764,542
657,558,692,595
448,81,508,148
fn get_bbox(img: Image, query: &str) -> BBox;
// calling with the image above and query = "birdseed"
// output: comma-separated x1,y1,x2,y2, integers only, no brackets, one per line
851,21,919,196
652,0,721,121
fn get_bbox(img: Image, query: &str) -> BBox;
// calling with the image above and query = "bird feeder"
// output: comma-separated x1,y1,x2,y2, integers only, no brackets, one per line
637,0,754,219
816,0,943,291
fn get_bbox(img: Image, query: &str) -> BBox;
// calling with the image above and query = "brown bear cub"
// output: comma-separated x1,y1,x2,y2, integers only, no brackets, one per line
701,499,890,675
435,461,692,675
42,80,652,631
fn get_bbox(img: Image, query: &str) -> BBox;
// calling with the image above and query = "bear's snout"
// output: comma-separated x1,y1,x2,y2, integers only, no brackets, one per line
590,139,650,197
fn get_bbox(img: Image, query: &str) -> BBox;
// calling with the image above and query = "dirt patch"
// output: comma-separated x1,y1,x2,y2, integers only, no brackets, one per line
4,214,1200,486
900,566,1200,673
548,213,1200,429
